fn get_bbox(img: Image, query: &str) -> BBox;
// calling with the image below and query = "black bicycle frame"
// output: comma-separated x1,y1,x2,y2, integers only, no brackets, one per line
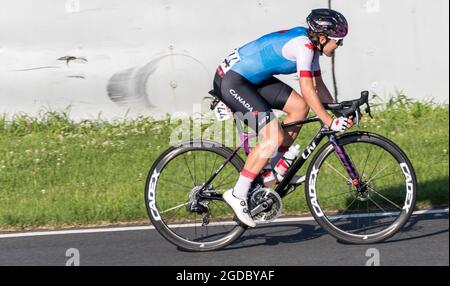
198,115,360,201
278,117,364,197
275,117,328,197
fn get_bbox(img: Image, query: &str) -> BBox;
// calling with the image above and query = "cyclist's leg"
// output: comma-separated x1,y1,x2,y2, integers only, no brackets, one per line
218,70,284,176
217,72,283,181
257,77,309,166
280,90,310,143
216,70,284,227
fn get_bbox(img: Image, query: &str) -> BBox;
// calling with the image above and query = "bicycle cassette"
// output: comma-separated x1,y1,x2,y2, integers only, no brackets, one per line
249,188,283,223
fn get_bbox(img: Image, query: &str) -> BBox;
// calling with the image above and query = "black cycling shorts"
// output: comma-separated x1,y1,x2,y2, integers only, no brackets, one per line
213,69,293,133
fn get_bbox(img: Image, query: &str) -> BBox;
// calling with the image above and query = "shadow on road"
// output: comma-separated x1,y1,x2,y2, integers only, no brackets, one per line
222,223,326,251
378,212,449,244
222,212,448,250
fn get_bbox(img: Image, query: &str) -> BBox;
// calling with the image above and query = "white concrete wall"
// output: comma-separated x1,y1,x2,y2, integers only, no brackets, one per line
333,0,449,104
0,0,448,120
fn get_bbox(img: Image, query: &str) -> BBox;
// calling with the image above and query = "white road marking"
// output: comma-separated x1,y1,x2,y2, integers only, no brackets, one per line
0,208,447,239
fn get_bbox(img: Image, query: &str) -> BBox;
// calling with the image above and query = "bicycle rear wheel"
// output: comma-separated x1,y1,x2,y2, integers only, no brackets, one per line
145,140,246,251
305,132,417,244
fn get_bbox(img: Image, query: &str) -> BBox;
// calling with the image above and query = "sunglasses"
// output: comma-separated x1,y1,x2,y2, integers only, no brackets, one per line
328,37,344,47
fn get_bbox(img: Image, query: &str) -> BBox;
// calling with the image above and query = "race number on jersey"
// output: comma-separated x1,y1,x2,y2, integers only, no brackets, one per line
213,101,233,121
219,49,241,74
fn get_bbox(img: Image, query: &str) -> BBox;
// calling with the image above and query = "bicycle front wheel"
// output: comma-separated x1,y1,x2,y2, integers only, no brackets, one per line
145,140,247,251
305,132,417,244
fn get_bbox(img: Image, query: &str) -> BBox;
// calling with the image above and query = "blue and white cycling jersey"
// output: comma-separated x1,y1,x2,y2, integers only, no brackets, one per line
218,26,321,85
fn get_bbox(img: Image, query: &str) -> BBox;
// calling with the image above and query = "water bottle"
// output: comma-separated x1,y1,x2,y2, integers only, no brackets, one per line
273,144,300,182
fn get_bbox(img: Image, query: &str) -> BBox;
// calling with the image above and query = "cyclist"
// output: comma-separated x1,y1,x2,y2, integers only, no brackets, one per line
213,9,354,227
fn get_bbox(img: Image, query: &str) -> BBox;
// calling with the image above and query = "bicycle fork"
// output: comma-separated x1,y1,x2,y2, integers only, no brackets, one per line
329,135,361,188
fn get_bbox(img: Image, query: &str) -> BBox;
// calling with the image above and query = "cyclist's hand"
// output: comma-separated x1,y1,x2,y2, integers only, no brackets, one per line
347,115,354,129
329,116,351,132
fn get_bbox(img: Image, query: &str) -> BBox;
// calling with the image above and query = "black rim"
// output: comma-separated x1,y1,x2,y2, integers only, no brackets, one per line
307,134,416,241
145,144,246,250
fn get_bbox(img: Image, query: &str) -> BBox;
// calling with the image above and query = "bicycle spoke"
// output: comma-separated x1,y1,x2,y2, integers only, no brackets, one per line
182,155,197,186
209,158,230,188
211,201,233,218
147,145,248,250
368,197,387,213
214,180,237,190
368,186,403,211
356,201,360,232
193,152,197,184
366,200,370,234
324,190,353,199
310,138,416,243
159,178,193,190
209,155,219,179
346,221,392,234
324,160,350,184
365,169,403,183
194,213,197,239
361,162,395,189
368,197,397,220
360,147,372,178
329,198,357,222
214,168,236,188
210,202,239,239
204,152,207,182
160,202,190,214
366,149,387,184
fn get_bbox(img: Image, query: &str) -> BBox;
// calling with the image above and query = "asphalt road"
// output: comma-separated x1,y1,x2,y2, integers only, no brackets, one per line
0,211,448,266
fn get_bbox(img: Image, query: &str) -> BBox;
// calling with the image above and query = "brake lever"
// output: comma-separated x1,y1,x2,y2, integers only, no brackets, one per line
355,107,361,126
365,105,373,119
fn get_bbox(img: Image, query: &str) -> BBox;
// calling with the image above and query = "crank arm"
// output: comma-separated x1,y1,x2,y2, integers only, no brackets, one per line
250,198,274,217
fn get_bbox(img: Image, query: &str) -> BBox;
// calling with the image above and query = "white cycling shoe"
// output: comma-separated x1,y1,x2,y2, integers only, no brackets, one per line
222,190,256,228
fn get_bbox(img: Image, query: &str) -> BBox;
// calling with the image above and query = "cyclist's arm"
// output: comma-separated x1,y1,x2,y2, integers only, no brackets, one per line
300,77,334,127
310,51,334,104
313,75,334,104
290,40,334,126
313,75,354,128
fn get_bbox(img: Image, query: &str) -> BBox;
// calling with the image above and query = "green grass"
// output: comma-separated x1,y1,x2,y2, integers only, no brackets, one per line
0,94,448,229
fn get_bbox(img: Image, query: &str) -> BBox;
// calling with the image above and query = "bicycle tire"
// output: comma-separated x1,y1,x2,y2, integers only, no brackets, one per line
144,140,247,251
305,132,417,244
